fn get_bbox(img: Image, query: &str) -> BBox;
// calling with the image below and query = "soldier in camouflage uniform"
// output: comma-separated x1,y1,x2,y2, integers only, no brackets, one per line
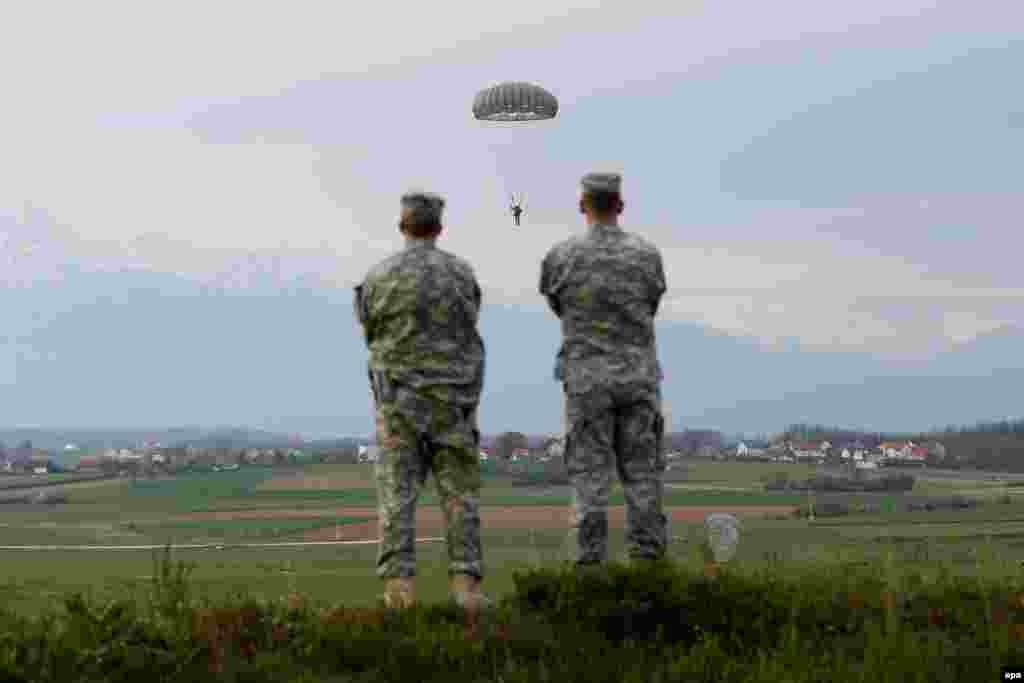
539,173,669,567
354,191,490,611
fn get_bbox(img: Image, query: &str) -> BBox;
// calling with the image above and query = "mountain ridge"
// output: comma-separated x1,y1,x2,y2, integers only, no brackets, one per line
2,266,1021,436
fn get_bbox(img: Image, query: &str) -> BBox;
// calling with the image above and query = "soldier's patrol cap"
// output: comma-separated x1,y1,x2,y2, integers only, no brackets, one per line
580,172,622,195
400,191,446,222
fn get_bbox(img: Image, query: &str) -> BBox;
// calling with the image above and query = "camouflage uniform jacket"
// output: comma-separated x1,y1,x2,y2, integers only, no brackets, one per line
354,238,485,408
539,223,665,392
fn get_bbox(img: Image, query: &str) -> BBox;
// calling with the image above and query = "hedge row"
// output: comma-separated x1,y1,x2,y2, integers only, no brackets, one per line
0,548,1022,681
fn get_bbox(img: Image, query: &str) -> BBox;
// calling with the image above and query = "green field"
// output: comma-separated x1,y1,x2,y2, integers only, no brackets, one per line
0,473,102,489
127,515,374,543
1,462,1023,619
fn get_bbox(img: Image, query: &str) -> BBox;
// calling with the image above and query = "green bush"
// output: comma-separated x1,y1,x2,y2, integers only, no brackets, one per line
1,546,1023,681
781,473,916,494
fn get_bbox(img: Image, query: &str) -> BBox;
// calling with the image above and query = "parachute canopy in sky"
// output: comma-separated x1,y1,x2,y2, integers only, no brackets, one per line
472,81,558,122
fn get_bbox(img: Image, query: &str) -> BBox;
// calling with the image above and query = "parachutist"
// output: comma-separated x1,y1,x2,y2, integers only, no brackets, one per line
473,82,556,230
510,203,523,227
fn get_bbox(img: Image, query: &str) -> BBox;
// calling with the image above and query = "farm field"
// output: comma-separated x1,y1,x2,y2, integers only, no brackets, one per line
2,462,1023,618
0,472,112,491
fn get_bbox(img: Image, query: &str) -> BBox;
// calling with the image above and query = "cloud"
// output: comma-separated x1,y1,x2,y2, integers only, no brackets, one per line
717,39,1024,202
9,189,1020,359
651,196,1024,355
1,1,636,111
12,132,328,241
3,1,1023,360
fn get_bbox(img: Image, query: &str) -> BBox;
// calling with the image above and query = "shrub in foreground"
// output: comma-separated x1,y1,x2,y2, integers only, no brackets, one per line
0,547,1023,681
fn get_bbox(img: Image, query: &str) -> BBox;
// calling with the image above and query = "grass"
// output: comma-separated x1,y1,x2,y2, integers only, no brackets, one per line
127,516,374,543
0,473,100,490
0,526,573,617
184,491,807,513
126,470,277,501
677,460,819,485
3,461,1024,679
0,462,1019,617
7,501,1024,618
2,540,1024,681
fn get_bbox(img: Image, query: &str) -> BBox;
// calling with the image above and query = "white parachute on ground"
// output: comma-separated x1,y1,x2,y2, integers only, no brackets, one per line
703,512,741,563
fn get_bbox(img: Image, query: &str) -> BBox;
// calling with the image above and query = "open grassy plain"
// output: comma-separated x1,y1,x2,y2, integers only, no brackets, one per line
1,461,1023,620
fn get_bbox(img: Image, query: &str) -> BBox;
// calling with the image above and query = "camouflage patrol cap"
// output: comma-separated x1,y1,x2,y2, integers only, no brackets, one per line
580,172,622,195
400,191,446,224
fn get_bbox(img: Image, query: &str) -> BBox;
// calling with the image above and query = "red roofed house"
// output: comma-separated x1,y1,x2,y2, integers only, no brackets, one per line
908,446,929,461
76,456,102,471
790,441,826,459
511,448,529,461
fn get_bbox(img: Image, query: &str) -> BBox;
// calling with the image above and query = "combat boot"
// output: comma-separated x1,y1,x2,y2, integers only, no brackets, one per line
381,576,416,609
449,573,493,612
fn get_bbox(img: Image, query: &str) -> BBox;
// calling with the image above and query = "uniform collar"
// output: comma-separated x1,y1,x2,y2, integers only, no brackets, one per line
586,222,622,237
404,236,438,250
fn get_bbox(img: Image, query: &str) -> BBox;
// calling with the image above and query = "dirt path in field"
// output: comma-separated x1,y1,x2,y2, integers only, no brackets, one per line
255,476,374,492
174,505,794,542
665,484,759,492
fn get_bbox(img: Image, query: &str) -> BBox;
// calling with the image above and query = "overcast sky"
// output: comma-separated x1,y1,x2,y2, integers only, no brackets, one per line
2,1,1023,434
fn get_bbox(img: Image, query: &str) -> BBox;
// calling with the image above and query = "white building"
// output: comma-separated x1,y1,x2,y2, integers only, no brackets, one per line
736,442,767,458
790,442,826,460
116,449,143,462
880,441,914,459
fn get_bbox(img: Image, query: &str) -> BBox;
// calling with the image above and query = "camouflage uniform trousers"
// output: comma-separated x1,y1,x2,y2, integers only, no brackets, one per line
372,377,483,580
563,380,668,565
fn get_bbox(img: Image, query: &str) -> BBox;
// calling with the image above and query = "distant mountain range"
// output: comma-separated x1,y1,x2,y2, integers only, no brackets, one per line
0,426,307,457
0,426,555,461
2,264,1022,438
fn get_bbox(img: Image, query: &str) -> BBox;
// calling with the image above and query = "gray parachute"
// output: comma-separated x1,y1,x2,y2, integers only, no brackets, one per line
473,81,558,122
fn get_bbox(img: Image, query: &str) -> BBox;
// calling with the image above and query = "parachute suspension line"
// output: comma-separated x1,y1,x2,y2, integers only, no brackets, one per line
473,81,556,226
